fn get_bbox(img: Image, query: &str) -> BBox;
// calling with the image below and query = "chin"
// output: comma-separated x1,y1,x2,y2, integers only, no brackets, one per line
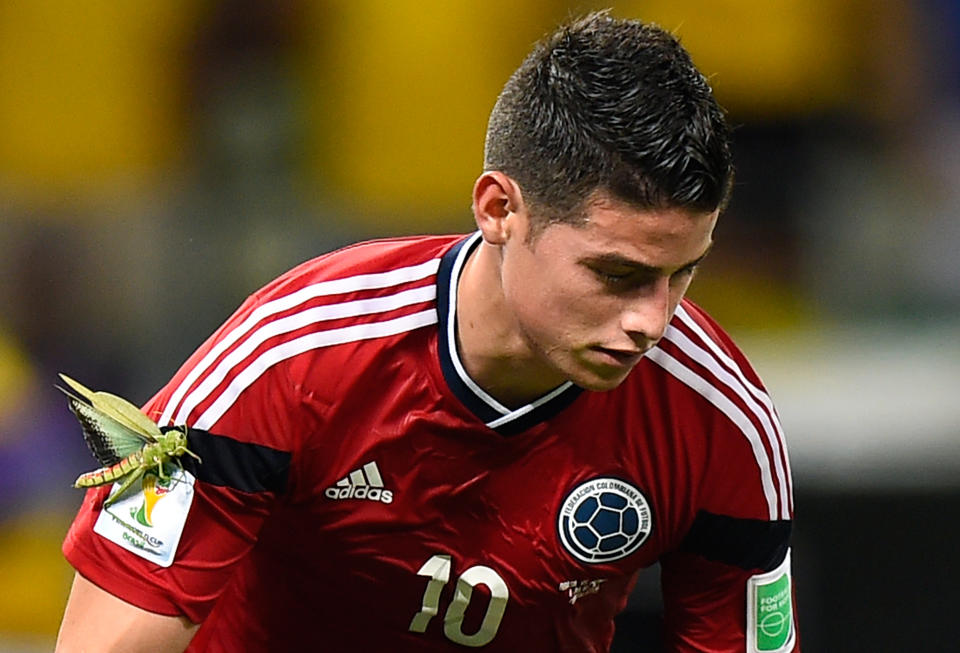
568,368,633,393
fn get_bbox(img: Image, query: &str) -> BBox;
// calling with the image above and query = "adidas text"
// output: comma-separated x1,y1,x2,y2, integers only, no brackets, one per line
325,485,394,504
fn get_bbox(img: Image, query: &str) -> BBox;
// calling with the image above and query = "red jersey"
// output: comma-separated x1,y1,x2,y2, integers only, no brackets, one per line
64,233,798,652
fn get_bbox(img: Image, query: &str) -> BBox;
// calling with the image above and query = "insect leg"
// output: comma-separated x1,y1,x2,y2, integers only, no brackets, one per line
103,466,146,509
166,462,183,489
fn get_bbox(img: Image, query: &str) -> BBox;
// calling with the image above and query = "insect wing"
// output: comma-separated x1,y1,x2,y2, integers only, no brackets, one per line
59,374,163,440
66,396,151,466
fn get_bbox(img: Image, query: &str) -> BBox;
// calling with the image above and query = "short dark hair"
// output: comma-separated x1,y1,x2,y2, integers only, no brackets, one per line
484,11,733,231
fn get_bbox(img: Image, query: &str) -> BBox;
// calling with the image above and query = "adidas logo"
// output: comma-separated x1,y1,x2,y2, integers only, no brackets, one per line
324,461,394,504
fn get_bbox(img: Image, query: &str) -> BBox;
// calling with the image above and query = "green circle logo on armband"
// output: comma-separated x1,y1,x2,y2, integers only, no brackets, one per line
557,477,653,564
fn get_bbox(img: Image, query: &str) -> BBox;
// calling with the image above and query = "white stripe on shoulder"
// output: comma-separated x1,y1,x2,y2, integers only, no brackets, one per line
674,305,793,513
159,257,441,425
193,308,438,431
645,347,780,521
173,284,436,426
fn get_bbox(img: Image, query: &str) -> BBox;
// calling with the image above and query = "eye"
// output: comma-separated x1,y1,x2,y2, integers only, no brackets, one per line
597,270,630,282
591,267,633,284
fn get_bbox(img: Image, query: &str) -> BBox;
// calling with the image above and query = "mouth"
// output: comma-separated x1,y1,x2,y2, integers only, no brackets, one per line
593,346,646,368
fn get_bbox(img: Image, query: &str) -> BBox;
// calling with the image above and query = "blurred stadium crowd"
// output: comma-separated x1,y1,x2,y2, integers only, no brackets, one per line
0,1,957,650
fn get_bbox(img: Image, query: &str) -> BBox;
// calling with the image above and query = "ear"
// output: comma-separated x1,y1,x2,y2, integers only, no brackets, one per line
471,171,525,245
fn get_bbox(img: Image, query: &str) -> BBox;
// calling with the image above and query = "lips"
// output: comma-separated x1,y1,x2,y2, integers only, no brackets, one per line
594,347,645,367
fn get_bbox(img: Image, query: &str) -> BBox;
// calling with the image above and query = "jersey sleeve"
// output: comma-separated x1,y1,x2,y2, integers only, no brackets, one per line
62,284,308,624
657,301,799,652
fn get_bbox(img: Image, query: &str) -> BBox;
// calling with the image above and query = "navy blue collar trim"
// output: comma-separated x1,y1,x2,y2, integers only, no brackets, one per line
436,232,583,436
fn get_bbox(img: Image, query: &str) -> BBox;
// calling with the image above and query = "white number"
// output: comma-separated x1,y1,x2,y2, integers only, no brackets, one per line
443,565,509,646
409,554,510,647
409,554,452,633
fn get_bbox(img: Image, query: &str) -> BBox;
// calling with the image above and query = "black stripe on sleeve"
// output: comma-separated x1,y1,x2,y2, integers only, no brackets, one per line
678,510,791,572
164,426,291,494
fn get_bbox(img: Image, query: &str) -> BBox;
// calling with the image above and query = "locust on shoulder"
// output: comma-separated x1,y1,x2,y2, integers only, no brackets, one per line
59,374,201,507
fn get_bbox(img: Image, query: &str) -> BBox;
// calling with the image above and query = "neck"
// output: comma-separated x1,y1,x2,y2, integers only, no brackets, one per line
455,240,567,408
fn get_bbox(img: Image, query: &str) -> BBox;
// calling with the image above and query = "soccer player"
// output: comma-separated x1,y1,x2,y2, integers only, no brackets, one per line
56,12,798,653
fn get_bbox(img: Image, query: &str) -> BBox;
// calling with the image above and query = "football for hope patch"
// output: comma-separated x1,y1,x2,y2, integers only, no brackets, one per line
93,468,194,567
557,477,652,564
746,549,795,653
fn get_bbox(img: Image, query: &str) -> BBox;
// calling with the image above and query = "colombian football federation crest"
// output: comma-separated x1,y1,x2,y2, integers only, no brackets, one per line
557,477,652,564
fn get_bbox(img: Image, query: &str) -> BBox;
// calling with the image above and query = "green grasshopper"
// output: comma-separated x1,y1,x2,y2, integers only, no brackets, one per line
59,374,201,508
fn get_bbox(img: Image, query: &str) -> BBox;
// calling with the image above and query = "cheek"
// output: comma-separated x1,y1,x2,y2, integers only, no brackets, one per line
513,273,614,339
503,257,582,327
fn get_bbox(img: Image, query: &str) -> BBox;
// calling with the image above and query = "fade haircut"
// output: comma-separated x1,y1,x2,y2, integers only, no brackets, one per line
484,12,733,234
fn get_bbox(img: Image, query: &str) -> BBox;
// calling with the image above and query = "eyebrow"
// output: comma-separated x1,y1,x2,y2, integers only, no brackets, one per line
583,243,714,275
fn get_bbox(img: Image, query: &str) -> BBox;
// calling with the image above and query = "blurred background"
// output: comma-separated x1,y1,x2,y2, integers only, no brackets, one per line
0,1,957,650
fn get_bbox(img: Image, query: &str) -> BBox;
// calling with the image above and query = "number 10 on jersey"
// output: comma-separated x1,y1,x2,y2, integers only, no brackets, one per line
408,554,510,647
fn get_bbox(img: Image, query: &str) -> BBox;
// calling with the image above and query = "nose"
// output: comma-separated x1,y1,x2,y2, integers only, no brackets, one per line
620,277,671,345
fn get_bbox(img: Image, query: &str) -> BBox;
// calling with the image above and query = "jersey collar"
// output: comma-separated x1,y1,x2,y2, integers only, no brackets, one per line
436,232,583,436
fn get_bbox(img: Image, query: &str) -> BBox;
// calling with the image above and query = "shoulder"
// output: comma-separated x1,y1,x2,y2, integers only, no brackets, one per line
652,299,766,391
643,299,773,422
642,299,793,522
250,234,464,303
148,234,466,433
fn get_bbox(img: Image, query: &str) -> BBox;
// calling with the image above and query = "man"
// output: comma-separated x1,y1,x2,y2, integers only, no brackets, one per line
57,12,798,652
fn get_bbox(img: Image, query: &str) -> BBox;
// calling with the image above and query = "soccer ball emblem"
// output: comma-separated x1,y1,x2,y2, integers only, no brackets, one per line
558,477,652,563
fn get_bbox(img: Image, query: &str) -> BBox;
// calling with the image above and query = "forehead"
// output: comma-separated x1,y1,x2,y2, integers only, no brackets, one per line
542,195,718,262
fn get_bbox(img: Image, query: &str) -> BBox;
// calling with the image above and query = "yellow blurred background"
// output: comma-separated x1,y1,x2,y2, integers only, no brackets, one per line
1,1,957,650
